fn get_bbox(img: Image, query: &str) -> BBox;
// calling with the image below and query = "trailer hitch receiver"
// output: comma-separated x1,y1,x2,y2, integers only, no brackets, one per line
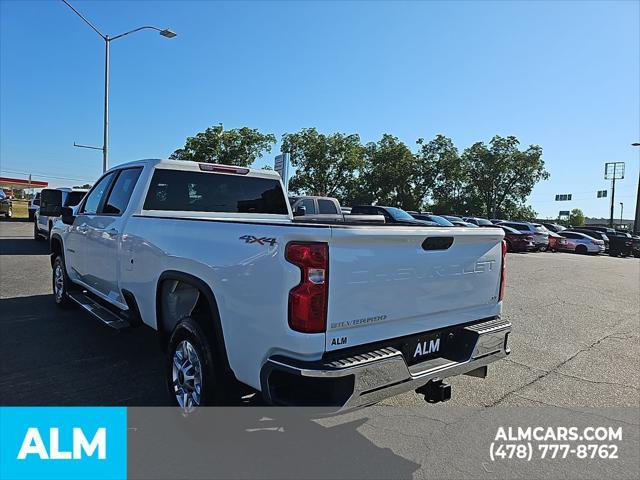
416,380,451,403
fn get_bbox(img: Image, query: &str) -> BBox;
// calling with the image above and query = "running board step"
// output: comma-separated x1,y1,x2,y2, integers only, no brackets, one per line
67,291,131,330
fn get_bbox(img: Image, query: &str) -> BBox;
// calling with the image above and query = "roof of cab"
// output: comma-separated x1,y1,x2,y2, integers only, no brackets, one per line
107,159,282,180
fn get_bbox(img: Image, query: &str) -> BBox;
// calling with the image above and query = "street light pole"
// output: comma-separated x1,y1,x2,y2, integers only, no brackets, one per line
103,36,110,174
632,143,640,234
620,202,623,227
61,0,176,172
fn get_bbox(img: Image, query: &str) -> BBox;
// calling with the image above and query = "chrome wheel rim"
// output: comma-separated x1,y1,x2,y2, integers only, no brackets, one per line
172,340,203,411
53,263,64,302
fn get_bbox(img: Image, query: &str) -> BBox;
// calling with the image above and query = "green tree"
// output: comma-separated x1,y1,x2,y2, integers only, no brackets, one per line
568,208,585,226
282,128,365,200
170,124,276,166
462,136,549,218
416,135,466,213
501,202,538,221
361,134,426,209
73,183,92,189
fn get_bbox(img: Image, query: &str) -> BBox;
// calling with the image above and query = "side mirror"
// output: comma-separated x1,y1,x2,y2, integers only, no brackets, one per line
294,205,307,217
61,206,76,225
39,189,63,217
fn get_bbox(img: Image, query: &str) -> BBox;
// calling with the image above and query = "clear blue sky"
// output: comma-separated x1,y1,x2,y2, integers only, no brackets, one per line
1,0,638,219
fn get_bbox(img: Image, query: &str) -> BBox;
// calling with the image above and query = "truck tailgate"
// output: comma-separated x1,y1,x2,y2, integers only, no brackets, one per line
325,226,504,351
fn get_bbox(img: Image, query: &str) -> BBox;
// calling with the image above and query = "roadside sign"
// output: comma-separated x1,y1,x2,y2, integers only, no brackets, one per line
604,162,625,180
555,194,572,201
274,153,290,192
597,190,607,198
558,210,570,219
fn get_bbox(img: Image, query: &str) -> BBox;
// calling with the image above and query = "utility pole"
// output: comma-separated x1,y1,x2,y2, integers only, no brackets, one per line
605,162,625,228
632,143,640,234
609,176,616,228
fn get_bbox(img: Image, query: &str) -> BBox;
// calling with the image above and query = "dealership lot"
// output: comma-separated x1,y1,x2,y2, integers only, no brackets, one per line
0,220,638,408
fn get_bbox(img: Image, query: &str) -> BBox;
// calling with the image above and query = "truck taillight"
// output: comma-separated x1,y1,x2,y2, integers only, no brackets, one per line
499,240,507,301
285,242,328,333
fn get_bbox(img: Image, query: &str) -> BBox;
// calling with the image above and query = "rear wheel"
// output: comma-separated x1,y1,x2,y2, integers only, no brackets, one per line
576,245,588,255
166,317,233,411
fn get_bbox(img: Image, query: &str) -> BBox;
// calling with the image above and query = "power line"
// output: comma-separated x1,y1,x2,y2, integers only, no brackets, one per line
0,169,94,183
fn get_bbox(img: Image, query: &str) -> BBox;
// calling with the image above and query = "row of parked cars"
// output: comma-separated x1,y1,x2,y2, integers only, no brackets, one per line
288,196,640,258
25,190,640,259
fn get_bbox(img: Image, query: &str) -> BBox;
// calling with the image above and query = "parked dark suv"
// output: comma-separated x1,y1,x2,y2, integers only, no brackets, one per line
0,190,12,218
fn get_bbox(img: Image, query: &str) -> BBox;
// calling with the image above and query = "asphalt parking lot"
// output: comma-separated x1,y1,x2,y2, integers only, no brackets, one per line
1,220,638,408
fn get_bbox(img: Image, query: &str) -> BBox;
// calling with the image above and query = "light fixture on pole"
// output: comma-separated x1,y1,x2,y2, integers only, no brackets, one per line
61,0,176,173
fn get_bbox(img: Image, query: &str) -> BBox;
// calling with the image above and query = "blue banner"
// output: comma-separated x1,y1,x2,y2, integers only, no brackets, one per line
0,407,127,480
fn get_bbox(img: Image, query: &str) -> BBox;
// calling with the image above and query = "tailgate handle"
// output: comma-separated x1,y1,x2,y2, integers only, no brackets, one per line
422,237,454,251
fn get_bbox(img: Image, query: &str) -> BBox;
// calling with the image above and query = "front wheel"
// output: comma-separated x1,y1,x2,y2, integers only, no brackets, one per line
34,221,43,241
52,255,73,308
166,318,230,411
538,245,548,252
576,245,588,255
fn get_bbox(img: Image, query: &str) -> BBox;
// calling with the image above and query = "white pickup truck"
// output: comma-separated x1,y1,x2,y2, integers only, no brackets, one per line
44,159,510,410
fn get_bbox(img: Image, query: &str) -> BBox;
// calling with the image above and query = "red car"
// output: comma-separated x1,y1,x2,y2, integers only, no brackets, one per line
547,231,568,252
500,225,536,252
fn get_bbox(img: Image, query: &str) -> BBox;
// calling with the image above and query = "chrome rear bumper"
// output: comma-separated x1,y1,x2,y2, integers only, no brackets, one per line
261,317,511,410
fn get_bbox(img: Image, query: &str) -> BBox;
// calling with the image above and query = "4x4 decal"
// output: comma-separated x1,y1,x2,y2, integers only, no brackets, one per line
239,235,277,246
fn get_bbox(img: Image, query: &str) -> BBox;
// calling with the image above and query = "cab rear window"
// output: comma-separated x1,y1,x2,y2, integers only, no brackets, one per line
144,169,288,214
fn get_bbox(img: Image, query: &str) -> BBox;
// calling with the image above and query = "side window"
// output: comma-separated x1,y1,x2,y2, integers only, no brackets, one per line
102,168,143,215
299,198,317,215
81,172,116,214
378,208,392,219
318,199,338,214
64,191,87,207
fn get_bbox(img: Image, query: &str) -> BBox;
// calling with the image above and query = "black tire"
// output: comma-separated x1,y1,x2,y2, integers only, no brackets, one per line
576,245,588,255
4,208,11,218
609,249,619,257
34,221,43,241
166,317,233,410
52,255,74,308
538,245,548,252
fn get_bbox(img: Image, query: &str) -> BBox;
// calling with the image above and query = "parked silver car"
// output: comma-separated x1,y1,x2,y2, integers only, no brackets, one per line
558,231,605,254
